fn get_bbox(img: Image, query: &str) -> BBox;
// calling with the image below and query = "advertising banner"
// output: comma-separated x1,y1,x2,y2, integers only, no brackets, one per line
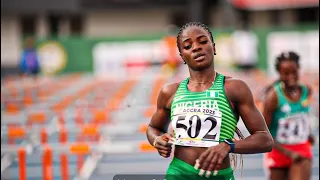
37,41,67,75
36,38,93,75
35,24,318,76
230,0,319,10
267,30,319,77
92,40,169,77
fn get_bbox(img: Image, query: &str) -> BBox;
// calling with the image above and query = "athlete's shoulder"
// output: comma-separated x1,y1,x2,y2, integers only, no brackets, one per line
264,86,278,102
222,76,255,103
158,82,181,109
224,76,250,89
301,83,312,96
158,82,181,100
261,83,278,109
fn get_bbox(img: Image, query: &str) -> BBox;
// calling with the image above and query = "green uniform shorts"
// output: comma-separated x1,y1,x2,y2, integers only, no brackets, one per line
165,157,235,180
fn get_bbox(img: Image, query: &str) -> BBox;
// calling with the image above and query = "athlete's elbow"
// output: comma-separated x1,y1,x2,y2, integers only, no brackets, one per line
146,125,154,138
262,134,274,152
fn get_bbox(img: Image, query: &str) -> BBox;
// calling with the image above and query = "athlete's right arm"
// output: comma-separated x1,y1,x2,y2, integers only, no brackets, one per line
146,83,178,158
263,88,302,161
262,88,277,131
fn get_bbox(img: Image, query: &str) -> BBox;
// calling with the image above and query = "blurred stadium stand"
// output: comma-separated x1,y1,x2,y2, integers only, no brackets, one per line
1,0,319,74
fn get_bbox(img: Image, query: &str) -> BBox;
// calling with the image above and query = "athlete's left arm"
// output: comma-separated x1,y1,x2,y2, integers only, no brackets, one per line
306,85,315,145
229,79,274,154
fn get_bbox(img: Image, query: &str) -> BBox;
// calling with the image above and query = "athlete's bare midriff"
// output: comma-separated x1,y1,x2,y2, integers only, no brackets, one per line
174,145,231,169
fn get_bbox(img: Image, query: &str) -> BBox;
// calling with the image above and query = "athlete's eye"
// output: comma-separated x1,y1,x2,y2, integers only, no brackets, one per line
184,45,192,50
200,40,208,44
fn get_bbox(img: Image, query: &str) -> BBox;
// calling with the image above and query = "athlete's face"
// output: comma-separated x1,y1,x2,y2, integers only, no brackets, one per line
278,60,299,88
178,26,216,71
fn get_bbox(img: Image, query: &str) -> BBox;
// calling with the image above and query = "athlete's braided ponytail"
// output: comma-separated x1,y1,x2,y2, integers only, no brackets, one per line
230,127,245,177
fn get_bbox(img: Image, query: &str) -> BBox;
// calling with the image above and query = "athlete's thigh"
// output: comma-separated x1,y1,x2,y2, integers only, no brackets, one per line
269,168,288,180
289,159,312,180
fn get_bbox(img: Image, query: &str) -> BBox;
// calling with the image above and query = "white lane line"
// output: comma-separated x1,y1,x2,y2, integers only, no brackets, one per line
74,136,108,180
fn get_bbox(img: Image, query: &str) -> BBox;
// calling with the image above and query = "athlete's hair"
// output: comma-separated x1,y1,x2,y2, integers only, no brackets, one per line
231,128,245,177
264,51,300,95
176,22,214,53
275,51,300,72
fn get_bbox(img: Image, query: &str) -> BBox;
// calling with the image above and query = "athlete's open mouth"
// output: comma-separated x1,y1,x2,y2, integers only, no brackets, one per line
193,53,206,61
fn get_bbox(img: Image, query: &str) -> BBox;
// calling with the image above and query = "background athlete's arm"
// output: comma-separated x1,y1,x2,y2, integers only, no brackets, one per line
263,88,296,157
306,85,315,145
228,79,274,154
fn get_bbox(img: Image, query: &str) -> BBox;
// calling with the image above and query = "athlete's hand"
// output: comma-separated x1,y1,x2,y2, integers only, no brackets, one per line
153,133,174,158
289,152,304,163
308,135,315,145
194,142,231,178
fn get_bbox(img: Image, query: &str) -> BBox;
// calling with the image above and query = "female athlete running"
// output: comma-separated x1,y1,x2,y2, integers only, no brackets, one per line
263,51,314,180
146,22,274,180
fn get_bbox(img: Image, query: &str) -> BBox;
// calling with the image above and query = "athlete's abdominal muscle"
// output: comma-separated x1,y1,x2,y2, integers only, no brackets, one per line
174,145,231,169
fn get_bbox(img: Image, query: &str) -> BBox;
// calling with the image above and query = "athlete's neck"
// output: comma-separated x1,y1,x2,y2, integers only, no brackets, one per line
280,82,300,98
189,65,216,83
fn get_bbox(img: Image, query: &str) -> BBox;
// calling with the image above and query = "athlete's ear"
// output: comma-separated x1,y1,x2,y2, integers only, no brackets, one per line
213,43,216,55
180,53,186,64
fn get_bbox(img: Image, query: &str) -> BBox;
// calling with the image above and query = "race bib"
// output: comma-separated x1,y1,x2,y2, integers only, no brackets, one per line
276,113,309,144
171,107,222,147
